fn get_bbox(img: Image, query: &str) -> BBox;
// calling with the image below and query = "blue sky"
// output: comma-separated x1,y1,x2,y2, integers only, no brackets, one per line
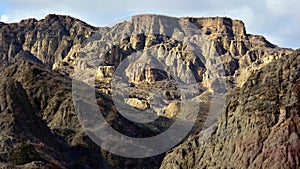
0,2,9,20
0,0,299,49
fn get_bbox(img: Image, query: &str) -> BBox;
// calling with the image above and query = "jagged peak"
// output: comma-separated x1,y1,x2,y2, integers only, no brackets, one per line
1,14,96,29
19,18,38,24
39,14,95,27
43,14,76,22
0,14,92,29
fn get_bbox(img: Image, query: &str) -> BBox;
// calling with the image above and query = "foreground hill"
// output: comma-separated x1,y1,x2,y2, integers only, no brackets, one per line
161,49,300,169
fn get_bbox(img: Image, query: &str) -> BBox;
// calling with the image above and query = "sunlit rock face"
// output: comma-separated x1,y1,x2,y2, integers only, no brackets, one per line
160,50,300,169
0,14,296,169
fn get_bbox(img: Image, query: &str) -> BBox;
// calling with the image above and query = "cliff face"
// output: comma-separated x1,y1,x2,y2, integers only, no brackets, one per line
0,61,169,168
160,49,300,169
0,14,291,89
0,14,298,169
81,15,291,91
0,14,95,67
78,15,291,118
0,62,104,168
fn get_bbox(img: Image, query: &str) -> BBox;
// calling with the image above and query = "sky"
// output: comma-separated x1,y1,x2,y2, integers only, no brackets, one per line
0,0,299,49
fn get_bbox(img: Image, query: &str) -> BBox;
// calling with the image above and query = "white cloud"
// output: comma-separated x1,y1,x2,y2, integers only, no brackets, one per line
0,15,8,22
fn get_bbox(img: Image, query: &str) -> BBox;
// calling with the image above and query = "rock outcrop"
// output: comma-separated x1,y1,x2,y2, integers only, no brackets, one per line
0,14,96,68
0,14,292,91
81,14,292,118
160,49,300,169
87,15,291,90
0,60,170,168
0,62,105,168
0,14,298,169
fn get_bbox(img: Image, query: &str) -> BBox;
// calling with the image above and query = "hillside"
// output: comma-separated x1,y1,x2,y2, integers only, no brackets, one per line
0,14,298,169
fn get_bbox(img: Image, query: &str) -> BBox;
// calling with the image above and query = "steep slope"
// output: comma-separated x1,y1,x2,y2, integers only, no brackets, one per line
0,14,96,67
160,49,300,169
0,62,106,168
84,15,291,88
0,14,292,90
75,14,292,119
0,60,172,168
0,14,297,169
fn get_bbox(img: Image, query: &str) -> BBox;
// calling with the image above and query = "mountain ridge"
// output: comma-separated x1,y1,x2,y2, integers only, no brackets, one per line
0,14,298,169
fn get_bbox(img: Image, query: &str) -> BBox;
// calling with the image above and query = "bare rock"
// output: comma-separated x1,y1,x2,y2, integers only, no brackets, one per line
160,49,300,169
125,98,150,110
0,14,96,67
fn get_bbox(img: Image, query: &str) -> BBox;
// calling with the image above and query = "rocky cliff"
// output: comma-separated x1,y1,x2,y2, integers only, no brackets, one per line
0,14,298,169
84,15,291,89
0,14,292,89
79,14,291,118
0,14,95,68
160,49,300,169
0,60,171,168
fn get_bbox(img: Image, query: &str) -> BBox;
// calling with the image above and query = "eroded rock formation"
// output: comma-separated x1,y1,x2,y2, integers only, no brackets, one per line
0,14,298,169
160,50,300,169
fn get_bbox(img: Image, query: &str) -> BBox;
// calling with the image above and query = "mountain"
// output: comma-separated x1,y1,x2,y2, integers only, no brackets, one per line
160,49,300,169
0,14,298,169
0,14,95,68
